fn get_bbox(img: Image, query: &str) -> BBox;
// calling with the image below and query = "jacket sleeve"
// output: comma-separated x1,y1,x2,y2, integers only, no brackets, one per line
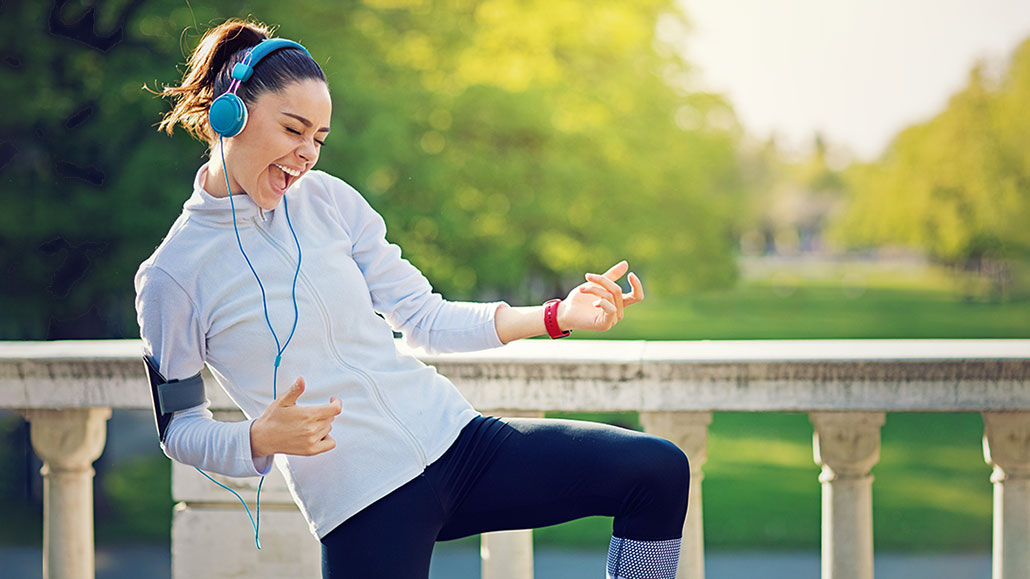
331,176,511,355
135,264,272,477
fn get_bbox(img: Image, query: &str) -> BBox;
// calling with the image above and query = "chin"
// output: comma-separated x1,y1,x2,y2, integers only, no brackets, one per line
257,198,281,211
249,188,283,211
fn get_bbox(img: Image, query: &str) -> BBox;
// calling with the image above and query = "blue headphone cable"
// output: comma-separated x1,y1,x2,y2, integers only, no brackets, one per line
192,136,303,549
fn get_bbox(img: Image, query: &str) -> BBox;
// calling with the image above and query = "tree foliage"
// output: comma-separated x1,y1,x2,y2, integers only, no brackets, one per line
831,39,1030,266
1,0,743,339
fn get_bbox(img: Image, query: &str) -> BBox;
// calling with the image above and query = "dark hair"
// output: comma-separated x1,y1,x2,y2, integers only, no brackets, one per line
153,18,326,143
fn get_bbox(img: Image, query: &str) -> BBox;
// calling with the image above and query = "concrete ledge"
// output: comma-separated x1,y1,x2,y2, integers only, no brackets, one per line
1,339,1028,411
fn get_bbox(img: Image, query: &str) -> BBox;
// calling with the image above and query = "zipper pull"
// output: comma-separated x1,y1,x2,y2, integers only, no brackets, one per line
259,207,267,222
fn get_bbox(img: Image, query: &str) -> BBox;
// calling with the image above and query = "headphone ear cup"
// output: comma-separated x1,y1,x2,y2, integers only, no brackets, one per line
209,93,248,138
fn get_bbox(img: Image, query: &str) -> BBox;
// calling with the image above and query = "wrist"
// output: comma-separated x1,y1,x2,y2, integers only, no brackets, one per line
249,417,272,459
556,300,571,332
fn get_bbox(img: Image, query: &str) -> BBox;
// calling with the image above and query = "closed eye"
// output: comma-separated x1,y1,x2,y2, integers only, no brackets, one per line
286,127,326,147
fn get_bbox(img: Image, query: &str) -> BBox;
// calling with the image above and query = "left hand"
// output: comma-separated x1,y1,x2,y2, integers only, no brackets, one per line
558,260,644,333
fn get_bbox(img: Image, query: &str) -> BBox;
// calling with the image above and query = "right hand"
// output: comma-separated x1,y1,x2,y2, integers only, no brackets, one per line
250,377,342,458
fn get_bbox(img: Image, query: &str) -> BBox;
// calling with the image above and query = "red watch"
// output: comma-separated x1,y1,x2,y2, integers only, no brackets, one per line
544,299,571,339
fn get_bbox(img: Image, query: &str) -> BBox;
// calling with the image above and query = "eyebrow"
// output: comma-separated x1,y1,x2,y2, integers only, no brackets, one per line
281,111,330,133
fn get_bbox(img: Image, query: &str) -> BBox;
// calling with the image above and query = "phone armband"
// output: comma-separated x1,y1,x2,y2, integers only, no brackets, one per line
143,355,206,442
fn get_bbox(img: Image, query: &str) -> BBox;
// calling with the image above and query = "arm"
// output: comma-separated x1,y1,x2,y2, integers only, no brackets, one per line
342,180,508,354
164,404,274,477
329,176,644,349
494,260,646,344
135,265,271,477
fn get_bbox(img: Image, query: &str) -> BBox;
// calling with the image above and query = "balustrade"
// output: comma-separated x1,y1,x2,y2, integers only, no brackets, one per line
2,339,1028,579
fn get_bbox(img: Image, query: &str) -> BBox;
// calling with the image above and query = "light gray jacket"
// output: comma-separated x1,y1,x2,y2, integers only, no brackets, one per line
135,163,508,538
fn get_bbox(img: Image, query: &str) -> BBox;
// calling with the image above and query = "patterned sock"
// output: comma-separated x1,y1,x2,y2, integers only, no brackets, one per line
606,536,681,579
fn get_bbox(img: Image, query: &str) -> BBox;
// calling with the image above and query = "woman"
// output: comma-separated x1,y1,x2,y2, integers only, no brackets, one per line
136,18,688,579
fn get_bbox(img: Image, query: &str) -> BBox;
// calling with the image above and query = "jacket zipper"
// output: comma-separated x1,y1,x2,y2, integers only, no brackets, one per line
251,220,429,467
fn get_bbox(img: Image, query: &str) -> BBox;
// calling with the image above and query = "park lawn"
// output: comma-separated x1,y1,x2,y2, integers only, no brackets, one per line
574,282,1030,341
534,411,993,552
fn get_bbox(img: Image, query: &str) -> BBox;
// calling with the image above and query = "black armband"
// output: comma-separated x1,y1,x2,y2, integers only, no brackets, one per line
143,355,206,442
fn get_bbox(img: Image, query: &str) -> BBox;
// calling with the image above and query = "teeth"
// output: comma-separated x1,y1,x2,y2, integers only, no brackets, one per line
274,164,301,177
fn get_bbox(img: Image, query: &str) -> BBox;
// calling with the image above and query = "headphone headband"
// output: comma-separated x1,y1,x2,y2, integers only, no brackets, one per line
210,38,312,139
232,39,310,83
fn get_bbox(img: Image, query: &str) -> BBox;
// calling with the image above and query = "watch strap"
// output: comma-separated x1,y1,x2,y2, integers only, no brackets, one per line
544,299,571,339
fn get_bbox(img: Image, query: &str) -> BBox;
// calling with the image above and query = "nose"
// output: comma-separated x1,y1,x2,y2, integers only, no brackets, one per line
297,139,317,164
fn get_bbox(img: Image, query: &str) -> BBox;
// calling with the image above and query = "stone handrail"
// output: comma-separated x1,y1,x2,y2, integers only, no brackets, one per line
1,339,1028,579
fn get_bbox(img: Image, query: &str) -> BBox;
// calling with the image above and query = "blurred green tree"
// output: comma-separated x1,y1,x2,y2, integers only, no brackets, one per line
1,0,213,338
830,39,1030,299
1,0,744,339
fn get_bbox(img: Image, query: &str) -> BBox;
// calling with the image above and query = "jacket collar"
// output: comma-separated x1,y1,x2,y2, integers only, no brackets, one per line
183,163,280,227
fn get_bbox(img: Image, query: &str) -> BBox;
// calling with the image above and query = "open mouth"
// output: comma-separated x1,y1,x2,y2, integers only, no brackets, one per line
271,163,302,192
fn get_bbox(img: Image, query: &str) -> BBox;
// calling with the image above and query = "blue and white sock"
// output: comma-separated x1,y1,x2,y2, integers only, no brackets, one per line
606,536,681,579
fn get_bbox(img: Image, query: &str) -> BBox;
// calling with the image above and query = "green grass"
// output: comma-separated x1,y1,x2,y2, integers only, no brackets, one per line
578,283,1030,341
534,411,993,552
97,454,173,544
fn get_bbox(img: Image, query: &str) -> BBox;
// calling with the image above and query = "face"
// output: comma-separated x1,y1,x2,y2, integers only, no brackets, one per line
208,78,332,210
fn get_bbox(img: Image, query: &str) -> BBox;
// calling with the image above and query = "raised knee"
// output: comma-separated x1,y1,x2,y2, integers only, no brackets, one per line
613,435,691,539
659,438,690,489
637,435,690,491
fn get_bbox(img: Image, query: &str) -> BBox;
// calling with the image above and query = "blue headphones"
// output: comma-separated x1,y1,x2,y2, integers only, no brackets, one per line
198,37,309,551
209,38,311,138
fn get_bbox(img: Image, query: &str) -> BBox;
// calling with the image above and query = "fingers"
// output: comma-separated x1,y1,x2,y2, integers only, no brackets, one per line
259,379,342,456
310,435,336,455
585,263,645,305
603,260,629,279
303,402,340,455
577,282,619,318
312,420,334,443
578,283,614,302
313,396,343,419
580,261,645,325
585,272,625,320
594,298,617,315
278,376,306,406
626,271,645,304
579,284,622,319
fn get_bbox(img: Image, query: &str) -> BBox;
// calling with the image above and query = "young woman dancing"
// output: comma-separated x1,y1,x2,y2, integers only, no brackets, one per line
136,18,688,578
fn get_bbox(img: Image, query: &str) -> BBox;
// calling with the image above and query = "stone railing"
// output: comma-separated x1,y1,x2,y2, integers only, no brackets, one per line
1,339,1028,579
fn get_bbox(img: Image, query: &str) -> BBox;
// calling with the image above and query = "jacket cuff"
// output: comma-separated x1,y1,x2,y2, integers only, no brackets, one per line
244,419,274,477
489,302,511,348
460,300,510,351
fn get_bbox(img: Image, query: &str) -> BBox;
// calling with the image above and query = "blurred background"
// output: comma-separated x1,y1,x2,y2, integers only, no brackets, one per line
1,0,1029,577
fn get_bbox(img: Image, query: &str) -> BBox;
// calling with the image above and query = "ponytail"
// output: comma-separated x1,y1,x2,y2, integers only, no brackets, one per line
151,18,324,144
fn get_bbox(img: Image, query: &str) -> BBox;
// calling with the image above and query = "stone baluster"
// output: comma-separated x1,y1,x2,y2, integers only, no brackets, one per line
171,410,320,579
21,408,111,579
639,411,713,579
810,412,885,579
481,528,535,579
982,412,1030,579
481,410,544,579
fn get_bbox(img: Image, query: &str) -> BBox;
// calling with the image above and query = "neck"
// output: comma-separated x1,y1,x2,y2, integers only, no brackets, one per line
204,147,232,198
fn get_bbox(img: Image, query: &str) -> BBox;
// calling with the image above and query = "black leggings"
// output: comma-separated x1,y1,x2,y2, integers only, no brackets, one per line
321,415,690,578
